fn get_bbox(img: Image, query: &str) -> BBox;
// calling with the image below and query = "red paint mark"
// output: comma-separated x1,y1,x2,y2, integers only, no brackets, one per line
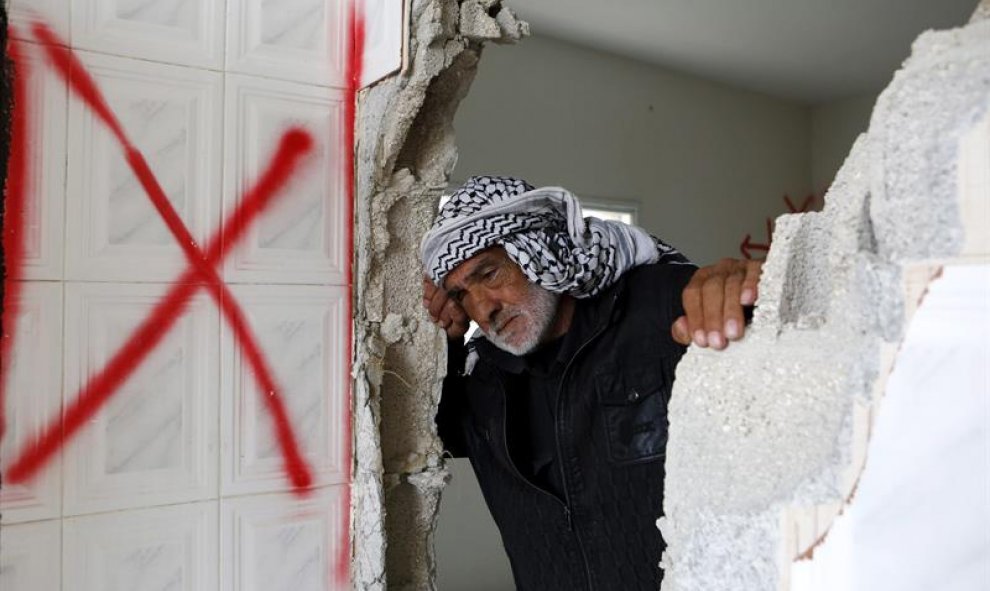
31,22,129,147
5,23,317,493
784,193,816,214
739,193,820,259
335,2,365,585
1,31,31,440
6,130,315,488
740,234,771,259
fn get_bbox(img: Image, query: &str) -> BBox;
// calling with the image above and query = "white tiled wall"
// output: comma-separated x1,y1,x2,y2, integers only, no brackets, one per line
221,285,347,495
223,75,347,285
19,40,67,281
226,0,346,87
220,488,346,591
2,2,351,590
0,283,63,524
64,52,224,282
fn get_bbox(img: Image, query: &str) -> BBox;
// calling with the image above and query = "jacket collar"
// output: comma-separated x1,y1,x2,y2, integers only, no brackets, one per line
472,275,628,374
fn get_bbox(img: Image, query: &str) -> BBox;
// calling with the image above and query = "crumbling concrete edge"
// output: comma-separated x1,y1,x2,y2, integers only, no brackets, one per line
659,15,990,591
350,2,527,589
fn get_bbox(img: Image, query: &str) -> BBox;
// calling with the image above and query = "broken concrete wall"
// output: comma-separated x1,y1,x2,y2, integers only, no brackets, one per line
350,2,527,589
659,7,989,591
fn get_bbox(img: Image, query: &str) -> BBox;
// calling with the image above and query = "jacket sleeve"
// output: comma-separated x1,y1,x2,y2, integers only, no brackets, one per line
435,338,470,458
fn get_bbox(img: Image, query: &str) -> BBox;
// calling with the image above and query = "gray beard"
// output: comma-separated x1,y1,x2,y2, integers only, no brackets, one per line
484,284,561,356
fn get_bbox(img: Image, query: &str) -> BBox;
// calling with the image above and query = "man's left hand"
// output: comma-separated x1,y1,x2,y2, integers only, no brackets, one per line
672,258,763,350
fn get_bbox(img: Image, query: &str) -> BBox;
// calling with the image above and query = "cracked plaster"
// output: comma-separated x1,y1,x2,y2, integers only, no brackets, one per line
350,1,527,589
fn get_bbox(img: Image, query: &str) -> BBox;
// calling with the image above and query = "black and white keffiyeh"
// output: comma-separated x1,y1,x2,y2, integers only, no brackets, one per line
420,176,690,298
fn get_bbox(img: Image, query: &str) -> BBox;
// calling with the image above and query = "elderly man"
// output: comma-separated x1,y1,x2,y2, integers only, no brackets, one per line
421,176,760,590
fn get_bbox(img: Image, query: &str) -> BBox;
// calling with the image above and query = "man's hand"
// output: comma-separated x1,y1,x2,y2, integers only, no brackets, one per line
423,276,471,340
672,259,763,350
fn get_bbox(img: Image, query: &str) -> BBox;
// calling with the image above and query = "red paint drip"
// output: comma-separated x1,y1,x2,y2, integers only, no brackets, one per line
20,21,316,493
335,3,365,585
0,31,31,440
6,130,314,485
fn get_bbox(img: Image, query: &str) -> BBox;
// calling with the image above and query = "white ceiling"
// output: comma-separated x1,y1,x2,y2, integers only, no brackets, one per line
511,0,980,104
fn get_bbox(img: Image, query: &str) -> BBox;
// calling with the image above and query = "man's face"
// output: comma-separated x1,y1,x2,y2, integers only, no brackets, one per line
443,247,561,355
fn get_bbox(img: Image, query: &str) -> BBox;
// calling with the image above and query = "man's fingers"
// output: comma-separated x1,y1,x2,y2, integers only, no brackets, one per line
671,316,691,345
427,283,450,320
681,272,707,347
701,273,727,349
423,277,440,310
723,271,745,341
740,260,763,305
442,299,467,325
422,277,433,299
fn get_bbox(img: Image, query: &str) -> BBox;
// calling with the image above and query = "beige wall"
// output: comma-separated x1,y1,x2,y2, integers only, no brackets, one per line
452,35,813,266
437,33,877,591
811,92,878,193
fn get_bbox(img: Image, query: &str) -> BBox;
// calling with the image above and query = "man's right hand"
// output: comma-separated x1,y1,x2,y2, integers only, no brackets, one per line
423,276,471,340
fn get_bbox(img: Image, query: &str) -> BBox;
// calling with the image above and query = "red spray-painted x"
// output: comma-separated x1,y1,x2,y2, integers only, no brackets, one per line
3,22,316,493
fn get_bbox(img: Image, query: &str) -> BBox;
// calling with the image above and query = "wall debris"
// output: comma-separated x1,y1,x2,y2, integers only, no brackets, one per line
660,11,989,591
350,2,527,589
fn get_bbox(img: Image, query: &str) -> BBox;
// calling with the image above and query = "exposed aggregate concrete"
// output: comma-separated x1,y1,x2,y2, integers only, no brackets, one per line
660,14,990,591
350,2,526,589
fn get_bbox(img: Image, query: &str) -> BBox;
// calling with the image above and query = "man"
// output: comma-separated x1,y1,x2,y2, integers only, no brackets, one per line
421,176,760,590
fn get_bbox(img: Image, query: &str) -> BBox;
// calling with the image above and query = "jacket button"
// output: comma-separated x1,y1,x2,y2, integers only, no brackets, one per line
628,389,640,402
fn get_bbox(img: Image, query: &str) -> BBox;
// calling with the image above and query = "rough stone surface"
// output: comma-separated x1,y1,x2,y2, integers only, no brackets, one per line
350,2,527,589
659,17,990,591
973,0,990,23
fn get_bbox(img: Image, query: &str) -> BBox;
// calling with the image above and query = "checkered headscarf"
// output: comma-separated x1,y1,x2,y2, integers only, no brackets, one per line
420,176,690,298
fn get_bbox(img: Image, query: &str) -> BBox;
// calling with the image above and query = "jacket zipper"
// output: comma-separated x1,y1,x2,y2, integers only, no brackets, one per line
495,291,617,591
497,381,571,515
552,309,612,591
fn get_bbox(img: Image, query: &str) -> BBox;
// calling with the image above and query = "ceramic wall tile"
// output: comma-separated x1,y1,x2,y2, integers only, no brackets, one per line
226,0,346,87
63,501,219,591
65,51,222,283
0,520,61,591
71,0,225,69
361,0,405,87
220,487,346,591
62,282,219,515
221,284,347,495
223,74,346,285
0,282,64,524
9,0,70,41
18,40,68,281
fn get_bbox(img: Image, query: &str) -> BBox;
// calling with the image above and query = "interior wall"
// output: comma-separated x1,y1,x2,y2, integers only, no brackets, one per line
1,2,351,589
451,34,814,266
810,93,878,194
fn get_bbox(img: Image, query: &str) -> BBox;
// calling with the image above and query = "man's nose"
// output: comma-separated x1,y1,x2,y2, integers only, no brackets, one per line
473,292,501,332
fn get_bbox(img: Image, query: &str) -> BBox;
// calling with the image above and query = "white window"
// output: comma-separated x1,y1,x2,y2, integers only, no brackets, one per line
582,199,639,226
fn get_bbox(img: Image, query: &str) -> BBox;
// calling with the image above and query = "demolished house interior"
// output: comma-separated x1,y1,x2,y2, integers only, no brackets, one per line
0,0,987,590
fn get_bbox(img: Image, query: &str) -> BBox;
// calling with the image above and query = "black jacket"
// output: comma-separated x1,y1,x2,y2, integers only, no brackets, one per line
437,263,696,591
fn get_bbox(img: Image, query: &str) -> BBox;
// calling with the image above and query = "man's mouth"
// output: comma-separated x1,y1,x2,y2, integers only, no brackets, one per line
494,314,519,335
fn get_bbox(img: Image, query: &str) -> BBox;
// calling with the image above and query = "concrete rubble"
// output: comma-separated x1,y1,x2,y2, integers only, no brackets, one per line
350,1,527,589
659,7,990,591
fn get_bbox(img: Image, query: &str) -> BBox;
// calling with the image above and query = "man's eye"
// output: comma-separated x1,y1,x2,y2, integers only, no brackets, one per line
482,268,499,283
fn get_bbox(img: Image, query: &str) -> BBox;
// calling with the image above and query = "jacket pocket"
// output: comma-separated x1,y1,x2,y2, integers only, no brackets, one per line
595,366,669,465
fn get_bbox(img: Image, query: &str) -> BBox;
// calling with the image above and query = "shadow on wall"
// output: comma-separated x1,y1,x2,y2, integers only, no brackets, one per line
437,458,515,591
